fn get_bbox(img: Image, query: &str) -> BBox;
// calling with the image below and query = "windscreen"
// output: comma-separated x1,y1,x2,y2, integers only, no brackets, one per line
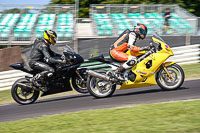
153,32,166,44
63,44,75,54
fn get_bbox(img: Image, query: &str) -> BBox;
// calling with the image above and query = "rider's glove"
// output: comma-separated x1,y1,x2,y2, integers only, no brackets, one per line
56,59,66,64
139,46,151,51
61,55,65,60
128,45,140,52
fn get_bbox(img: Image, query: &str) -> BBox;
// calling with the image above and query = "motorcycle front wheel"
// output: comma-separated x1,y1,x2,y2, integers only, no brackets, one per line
156,63,185,91
11,78,40,105
71,68,88,94
87,71,116,98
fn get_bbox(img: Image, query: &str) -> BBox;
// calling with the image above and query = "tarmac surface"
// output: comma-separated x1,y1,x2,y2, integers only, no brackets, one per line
0,79,200,122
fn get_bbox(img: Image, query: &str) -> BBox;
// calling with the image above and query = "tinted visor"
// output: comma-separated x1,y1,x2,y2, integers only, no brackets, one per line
51,36,57,44
139,28,147,36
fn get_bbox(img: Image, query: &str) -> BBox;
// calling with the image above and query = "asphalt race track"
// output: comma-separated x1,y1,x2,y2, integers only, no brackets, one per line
0,79,200,122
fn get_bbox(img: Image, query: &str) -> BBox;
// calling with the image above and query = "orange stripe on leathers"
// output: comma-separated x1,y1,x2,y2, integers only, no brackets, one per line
110,43,129,61
113,33,127,48
110,43,140,62
130,46,140,52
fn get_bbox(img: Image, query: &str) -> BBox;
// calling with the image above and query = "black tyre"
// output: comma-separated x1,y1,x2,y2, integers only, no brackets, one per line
71,68,88,94
11,78,40,105
87,71,116,98
156,63,185,91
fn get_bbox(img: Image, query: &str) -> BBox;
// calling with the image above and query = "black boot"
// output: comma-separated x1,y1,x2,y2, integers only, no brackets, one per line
31,74,43,87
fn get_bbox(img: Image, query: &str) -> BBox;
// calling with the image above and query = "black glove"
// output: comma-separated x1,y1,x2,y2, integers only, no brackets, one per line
139,46,151,51
56,59,66,64
61,55,65,60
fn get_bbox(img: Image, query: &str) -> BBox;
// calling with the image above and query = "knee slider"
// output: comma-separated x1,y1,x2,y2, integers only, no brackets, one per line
47,72,53,77
127,60,135,66
127,56,137,66
46,68,54,77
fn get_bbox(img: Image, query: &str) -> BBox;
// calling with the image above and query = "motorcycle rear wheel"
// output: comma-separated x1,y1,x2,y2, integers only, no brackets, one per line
156,63,185,91
11,78,40,105
87,71,116,98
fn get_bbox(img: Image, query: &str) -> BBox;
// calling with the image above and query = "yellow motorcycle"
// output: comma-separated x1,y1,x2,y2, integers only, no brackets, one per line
86,33,185,98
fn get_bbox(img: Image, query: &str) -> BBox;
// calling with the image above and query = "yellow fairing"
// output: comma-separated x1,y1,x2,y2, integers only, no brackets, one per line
126,50,146,56
120,37,175,90
152,37,174,56
164,62,176,66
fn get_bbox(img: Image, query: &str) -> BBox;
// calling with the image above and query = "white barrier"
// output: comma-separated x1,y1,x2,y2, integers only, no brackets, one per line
167,44,200,64
0,44,199,91
0,70,30,91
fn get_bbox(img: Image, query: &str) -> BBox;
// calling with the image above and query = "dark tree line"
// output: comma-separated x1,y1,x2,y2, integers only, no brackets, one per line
50,0,200,17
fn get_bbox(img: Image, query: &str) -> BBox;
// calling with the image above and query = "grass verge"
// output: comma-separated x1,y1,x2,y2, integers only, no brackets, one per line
0,99,200,133
0,89,13,105
0,63,200,105
0,89,81,105
181,63,200,80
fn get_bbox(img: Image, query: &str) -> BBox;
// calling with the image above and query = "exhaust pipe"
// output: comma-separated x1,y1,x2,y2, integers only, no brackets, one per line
17,83,39,91
87,70,110,81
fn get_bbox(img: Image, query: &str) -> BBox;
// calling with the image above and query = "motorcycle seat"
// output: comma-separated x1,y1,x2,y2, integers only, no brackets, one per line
10,63,34,73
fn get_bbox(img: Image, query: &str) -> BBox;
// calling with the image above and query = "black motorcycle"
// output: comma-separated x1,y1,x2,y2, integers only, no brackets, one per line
10,45,88,105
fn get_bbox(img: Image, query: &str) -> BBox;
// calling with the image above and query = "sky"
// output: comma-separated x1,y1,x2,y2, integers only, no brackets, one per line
0,0,51,5
0,0,52,12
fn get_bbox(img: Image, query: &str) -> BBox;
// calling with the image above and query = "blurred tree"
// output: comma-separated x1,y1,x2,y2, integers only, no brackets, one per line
0,46,8,49
50,0,200,17
2,8,29,13
50,0,75,4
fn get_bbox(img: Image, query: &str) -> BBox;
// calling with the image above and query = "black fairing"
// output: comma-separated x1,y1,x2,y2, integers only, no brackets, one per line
41,63,81,96
75,53,84,64
41,77,72,96
10,63,36,75
41,53,83,96
64,51,84,64
10,52,85,97
10,63,24,69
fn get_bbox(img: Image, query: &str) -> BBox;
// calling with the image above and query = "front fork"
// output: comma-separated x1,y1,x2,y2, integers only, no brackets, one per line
162,64,174,81
75,70,87,86
162,64,170,77
76,70,84,80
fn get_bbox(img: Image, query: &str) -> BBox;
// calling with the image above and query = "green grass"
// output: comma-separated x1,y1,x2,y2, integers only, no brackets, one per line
0,89,81,105
0,63,200,105
181,63,200,80
0,100,200,133
0,89,13,105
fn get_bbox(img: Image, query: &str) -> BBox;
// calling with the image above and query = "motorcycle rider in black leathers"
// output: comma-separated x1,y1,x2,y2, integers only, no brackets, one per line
29,30,64,87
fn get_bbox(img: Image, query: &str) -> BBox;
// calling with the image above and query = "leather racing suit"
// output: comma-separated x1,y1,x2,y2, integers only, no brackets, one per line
110,29,148,72
29,38,62,80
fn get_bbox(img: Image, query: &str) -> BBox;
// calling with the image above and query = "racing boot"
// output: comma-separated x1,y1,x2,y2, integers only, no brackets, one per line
113,65,125,81
30,74,43,87
113,57,137,81
31,71,53,86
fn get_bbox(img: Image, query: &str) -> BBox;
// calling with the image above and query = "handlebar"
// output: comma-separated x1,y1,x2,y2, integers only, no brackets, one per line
149,41,160,53
137,50,154,62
